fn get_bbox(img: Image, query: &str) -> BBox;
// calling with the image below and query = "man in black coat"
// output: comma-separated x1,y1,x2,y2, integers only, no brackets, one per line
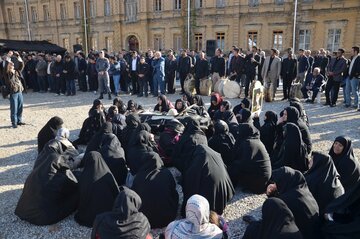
165,50,177,94
281,53,297,100
230,47,246,83
244,46,261,98
137,55,150,97
312,48,329,77
302,67,325,103
63,55,76,96
210,48,226,77
177,49,192,94
324,48,348,107
194,51,209,94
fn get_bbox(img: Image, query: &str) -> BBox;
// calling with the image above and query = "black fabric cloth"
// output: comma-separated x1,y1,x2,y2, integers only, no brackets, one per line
229,123,272,193
305,152,344,215
260,111,278,157
175,99,187,113
277,123,309,173
290,101,309,128
131,151,178,229
183,144,234,215
15,153,78,225
34,139,65,168
119,113,141,152
126,130,156,175
85,122,128,185
208,93,223,119
154,95,172,113
37,116,63,153
271,167,320,239
73,108,106,146
243,197,303,239
323,179,360,238
74,151,119,227
329,136,360,192
208,120,236,167
285,106,312,153
172,117,208,173
91,186,151,239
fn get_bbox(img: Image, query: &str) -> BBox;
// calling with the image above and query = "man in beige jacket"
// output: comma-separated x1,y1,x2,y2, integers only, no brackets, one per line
261,49,282,100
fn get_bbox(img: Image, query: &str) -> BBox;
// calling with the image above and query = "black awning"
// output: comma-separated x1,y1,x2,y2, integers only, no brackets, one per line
0,39,67,55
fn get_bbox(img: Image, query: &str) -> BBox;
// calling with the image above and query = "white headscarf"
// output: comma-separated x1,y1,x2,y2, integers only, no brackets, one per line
165,194,223,239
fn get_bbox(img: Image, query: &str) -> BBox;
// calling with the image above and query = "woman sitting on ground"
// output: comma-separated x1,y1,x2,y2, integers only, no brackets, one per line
174,99,187,114
165,194,223,239
37,116,64,153
154,94,174,113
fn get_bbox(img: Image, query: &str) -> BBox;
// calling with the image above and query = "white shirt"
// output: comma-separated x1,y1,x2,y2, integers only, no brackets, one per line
349,54,359,75
131,58,137,71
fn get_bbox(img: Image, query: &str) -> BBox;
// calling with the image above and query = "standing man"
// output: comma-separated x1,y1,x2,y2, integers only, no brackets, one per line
130,51,139,95
244,47,260,98
151,51,165,96
96,50,111,100
177,49,192,94
63,55,76,96
261,48,282,99
146,50,154,93
313,48,329,77
137,55,150,97
345,46,360,108
210,48,226,78
52,55,65,96
3,61,25,128
230,47,245,83
77,52,88,92
35,54,48,93
296,49,309,84
324,48,347,107
194,51,210,95
281,52,297,100
305,50,314,74
165,50,177,94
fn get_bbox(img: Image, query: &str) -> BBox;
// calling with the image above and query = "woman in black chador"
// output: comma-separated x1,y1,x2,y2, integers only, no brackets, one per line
243,197,303,239
208,120,236,168
229,123,272,194
183,144,234,215
305,151,344,215
259,111,278,157
268,167,320,239
91,186,151,239
329,136,360,192
85,122,128,186
275,122,309,172
283,106,312,153
15,152,78,225
172,117,207,173
75,151,119,227
37,116,63,153
131,144,178,228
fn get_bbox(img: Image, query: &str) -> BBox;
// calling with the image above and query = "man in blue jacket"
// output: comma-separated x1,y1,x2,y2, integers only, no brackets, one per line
151,51,165,96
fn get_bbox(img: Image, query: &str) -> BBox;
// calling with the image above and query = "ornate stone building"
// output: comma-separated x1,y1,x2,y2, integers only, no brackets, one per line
0,0,359,54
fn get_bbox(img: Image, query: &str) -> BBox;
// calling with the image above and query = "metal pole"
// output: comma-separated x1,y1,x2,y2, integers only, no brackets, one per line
24,0,31,40
83,0,88,53
292,0,298,50
187,0,190,49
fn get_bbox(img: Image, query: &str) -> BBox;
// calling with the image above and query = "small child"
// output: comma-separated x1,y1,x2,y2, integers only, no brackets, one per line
209,211,231,239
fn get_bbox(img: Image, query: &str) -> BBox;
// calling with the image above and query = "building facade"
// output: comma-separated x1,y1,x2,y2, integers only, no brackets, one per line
0,0,359,54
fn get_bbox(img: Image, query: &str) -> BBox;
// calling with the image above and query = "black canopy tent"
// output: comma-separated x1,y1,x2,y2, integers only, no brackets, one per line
0,39,67,55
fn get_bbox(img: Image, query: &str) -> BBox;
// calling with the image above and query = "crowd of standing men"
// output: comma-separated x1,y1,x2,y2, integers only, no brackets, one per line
1,45,359,115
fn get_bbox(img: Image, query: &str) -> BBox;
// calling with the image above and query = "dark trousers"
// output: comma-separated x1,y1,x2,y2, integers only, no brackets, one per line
283,77,293,99
9,92,23,125
120,73,128,92
301,86,320,101
78,72,87,91
138,77,148,96
325,77,341,104
166,73,176,94
37,75,47,92
179,72,187,93
66,79,76,95
195,77,201,95
245,74,255,97
55,76,66,94
88,75,98,91
29,74,39,91
130,71,139,94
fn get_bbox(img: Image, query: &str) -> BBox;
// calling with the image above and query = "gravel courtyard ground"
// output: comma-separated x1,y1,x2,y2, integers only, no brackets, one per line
0,89,359,239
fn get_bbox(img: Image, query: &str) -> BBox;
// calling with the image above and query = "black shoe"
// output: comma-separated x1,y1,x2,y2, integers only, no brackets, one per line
281,97,287,101
330,103,336,107
17,122,26,126
98,94,104,100
108,93,112,100
323,102,330,106
12,124,17,128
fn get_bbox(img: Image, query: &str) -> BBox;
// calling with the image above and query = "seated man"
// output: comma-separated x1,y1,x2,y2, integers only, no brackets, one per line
301,67,325,103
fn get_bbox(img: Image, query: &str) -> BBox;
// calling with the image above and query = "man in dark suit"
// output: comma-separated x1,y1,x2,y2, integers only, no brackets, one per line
177,49,192,94
244,46,261,98
194,51,209,94
345,46,360,108
210,48,226,77
324,48,348,107
281,53,297,100
301,67,325,103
